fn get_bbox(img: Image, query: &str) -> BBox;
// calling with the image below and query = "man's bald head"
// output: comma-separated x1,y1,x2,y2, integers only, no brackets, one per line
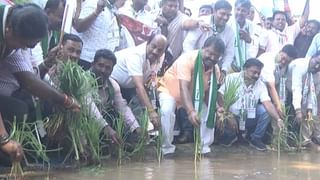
146,34,167,63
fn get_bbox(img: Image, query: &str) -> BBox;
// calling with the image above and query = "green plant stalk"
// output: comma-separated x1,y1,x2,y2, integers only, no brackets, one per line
277,128,281,159
114,114,125,165
85,116,102,162
156,127,163,163
129,110,149,158
193,127,201,162
69,128,80,161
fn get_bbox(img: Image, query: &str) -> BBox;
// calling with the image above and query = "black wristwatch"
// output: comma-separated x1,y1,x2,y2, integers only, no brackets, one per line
0,134,10,146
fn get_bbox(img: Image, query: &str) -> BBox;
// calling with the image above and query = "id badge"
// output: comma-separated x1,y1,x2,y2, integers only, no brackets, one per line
247,107,256,119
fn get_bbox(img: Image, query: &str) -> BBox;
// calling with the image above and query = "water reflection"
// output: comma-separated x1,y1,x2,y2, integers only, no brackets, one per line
27,147,320,180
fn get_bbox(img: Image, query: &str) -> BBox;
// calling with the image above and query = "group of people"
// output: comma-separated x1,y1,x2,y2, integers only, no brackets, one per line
1,0,320,167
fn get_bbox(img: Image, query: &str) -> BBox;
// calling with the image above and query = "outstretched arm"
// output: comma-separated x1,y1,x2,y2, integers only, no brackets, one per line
299,0,310,28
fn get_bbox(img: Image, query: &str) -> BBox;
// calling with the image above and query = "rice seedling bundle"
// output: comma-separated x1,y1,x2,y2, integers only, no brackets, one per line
217,78,241,133
45,61,102,162
9,118,48,179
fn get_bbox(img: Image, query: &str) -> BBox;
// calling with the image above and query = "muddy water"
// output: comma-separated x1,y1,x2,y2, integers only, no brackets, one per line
27,145,320,179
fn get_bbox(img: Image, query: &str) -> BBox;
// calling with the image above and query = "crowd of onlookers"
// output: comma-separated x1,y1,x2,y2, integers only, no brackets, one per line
1,0,320,167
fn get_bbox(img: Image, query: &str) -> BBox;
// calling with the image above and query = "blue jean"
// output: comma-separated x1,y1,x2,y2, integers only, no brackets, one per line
217,104,271,142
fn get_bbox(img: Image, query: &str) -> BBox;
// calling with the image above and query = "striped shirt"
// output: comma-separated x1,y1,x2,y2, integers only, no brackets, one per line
166,11,189,61
0,49,33,96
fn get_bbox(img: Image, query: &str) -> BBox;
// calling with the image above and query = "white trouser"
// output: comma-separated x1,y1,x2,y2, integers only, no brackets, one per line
159,92,176,155
199,104,215,154
159,92,215,154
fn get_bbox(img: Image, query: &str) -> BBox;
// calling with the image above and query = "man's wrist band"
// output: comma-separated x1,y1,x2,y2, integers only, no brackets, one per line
0,134,10,146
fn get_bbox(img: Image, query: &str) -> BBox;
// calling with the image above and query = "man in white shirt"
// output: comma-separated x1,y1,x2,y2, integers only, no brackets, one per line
111,34,167,130
306,32,320,57
288,51,320,148
119,0,156,28
73,0,125,70
182,0,235,81
218,58,283,151
258,45,298,117
229,0,259,72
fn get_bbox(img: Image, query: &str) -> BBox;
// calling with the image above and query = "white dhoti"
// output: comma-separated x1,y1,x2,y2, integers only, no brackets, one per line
159,92,215,155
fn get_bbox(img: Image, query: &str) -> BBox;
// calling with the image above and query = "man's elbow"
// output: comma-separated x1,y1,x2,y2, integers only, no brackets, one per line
16,72,37,90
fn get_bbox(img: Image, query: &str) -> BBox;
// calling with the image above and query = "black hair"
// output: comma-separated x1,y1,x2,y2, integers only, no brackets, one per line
266,17,273,21
307,20,320,32
199,5,213,12
214,0,232,11
272,10,287,21
93,49,117,65
161,0,178,5
45,0,66,11
203,36,225,55
243,58,264,69
281,44,297,59
235,0,252,9
62,33,83,45
9,3,48,40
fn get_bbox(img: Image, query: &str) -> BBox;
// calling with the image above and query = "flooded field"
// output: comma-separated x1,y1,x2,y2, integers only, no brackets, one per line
3,144,319,180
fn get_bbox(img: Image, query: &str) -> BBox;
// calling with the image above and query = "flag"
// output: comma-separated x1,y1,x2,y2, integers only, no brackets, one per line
61,0,76,34
118,14,157,46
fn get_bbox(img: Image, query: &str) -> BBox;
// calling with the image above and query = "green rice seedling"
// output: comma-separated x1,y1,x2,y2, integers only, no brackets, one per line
113,114,126,165
128,109,149,160
9,117,48,179
193,126,201,162
155,123,163,163
274,106,300,157
217,78,241,133
83,116,103,163
45,61,103,163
